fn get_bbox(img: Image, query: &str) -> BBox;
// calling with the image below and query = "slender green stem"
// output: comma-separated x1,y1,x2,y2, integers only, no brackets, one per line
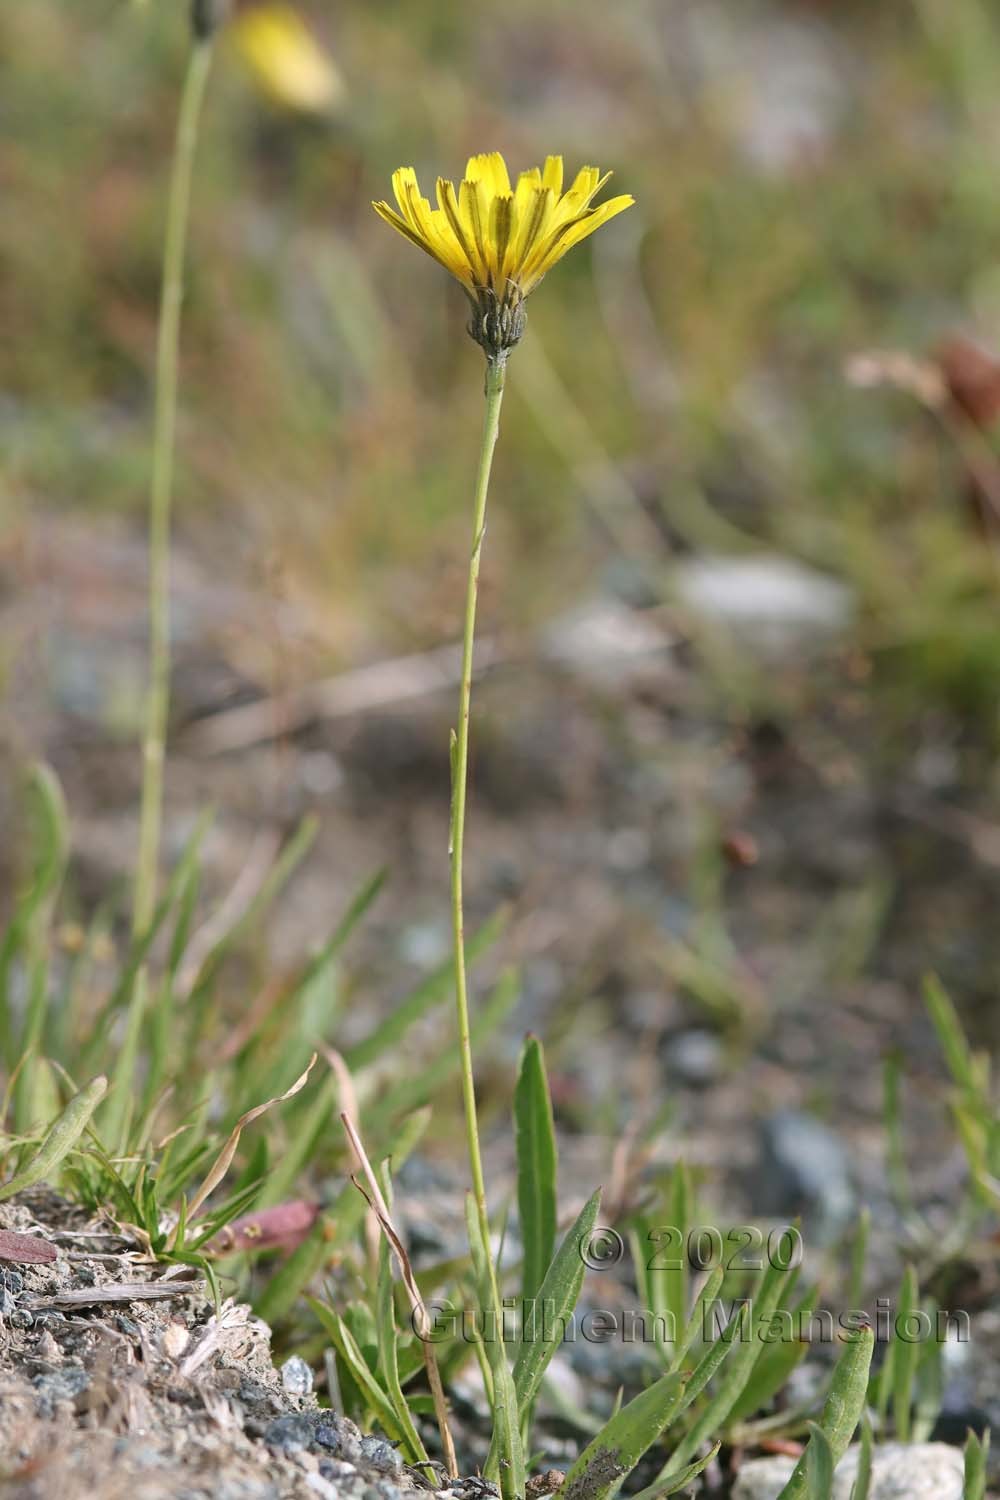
450,353,507,1266
108,38,212,1155
133,38,214,939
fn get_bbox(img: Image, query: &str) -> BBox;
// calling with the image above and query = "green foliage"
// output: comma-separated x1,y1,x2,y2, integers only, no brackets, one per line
0,1074,107,1202
963,1428,990,1500
514,1034,557,1309
7,6,1000,1493
925,975,1000,1211
663,1257,795,1476
467,1194,525,1500
776,1326,876,1500
850,1415,874,1500
562,1370,691,1500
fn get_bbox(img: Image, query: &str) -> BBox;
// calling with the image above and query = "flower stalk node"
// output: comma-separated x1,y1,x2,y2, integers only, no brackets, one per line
191,0,230,41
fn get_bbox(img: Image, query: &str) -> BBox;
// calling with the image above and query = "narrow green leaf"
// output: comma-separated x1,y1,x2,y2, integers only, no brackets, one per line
893,1266,919,1442
963,1428,989,1500
776,1325,875,1500
803,1420,835,1499
912,1296,944,1442
82,812,212,1079
374,1208,431,1464
848,1208,870,1312
850,1413,874,1500
663,1164,690,1357
883,1053,914,1217
466,1196,525,1500
678,1299,746,1406
562,1369,690,1500
665,1257,793,1474
0,1075,108,1202
628,1442,721,1500
515,1035,557,1308
924,976,978,1096
511,1189,602,1415
668,1264,725,1373
309,1297,402,1441
728,1283,820,1424
0,766,69,1075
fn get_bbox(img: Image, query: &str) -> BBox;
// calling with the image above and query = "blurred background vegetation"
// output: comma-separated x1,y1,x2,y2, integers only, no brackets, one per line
3,0,999,688
5,0,1000,1064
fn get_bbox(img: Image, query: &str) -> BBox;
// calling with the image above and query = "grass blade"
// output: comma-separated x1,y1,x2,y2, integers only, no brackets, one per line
309,1297,403,1440
850,1413,874,1500
963,1428,989,1500
628,1442,721,1500
803,1420,835,1498
254,1106,430,1327
893,1266,919,1442
342,1114,456,1477
371,1162,432,1469
0,1075,107,1202
924,975,980,1096
515,1034,557,1308
562,1369,691,1500
665,1257,793,1474
467,1195,526,1500
668,1265,725,1373
511,1188,602,1417
728,1282,819,1425
776,1324,875,1500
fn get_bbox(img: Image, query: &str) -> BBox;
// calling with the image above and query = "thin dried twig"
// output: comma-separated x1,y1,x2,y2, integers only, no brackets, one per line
179,1297,254,1378
183,1056,316,1226
27,1280,202,1309
323,1048,379,1270
340,1111,458,1480
185,639,499,756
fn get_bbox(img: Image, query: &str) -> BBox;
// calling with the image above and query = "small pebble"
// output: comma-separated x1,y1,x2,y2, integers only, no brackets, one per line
733,1441,964,1500
359,1436,401,1474
35,1330,62,1361
34,1312,67,1332
663,1028,724,1086
263,1412,317,1453
33,1365,90,1416
162,1321,190,1360
281,1353,314,1397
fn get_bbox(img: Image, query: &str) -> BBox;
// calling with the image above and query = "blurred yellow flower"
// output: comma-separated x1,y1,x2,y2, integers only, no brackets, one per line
232,3,343,115
373,153,634,354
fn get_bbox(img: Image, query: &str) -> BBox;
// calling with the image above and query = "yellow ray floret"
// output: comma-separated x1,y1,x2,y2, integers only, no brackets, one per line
372,152,634,299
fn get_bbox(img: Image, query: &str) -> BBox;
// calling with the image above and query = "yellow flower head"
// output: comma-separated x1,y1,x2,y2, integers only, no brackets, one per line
373,153,634,357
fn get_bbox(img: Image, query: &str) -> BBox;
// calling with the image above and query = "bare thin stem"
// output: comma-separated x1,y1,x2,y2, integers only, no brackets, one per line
449,354,507,1279
133,38,214,939
107,39,213,1156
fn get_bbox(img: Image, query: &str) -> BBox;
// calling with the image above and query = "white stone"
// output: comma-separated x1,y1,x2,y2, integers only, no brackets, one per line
732,1441,965,1500
673,554,853,653
541,599,670,682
